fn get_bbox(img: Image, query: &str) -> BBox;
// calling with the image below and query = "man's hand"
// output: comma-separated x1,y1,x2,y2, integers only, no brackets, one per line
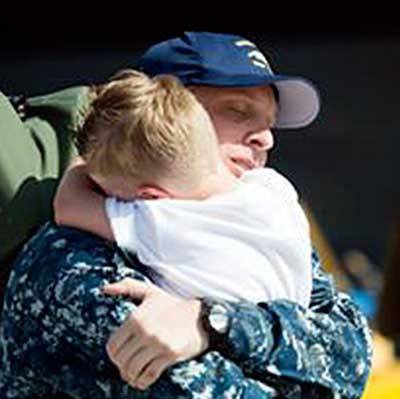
103,279,209,390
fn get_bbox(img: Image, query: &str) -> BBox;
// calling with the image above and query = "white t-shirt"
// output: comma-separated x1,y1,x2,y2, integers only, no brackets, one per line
105,168,312,308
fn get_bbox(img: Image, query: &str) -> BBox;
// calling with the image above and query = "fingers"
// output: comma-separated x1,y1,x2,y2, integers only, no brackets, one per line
106,313,137,357
109,335,142,371
103,278,150,299
134,356,171,390
121,346,158,386
107,313,173,391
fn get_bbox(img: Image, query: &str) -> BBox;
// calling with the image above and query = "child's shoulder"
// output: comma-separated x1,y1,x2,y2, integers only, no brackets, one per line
241,168,299,202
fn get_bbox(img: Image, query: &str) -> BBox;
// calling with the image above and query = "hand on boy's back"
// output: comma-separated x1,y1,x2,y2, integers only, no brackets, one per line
103,279,209,390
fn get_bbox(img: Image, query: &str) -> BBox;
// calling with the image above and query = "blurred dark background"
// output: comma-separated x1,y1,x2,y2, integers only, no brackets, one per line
1,22,399,268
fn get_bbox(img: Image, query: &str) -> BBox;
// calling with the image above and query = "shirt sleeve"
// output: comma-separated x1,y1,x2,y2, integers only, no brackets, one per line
241,167,299,203
105,197,140,254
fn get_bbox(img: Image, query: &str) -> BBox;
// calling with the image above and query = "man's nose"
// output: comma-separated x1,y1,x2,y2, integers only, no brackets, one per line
244,129,274,151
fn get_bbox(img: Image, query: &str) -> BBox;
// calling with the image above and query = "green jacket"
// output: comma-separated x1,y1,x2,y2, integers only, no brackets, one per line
0,86,89,304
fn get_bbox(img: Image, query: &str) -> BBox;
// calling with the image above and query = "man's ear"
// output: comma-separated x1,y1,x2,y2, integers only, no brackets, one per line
136,185,172,200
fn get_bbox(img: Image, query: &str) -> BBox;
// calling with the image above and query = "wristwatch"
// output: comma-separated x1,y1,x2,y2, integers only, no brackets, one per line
199,298,230,351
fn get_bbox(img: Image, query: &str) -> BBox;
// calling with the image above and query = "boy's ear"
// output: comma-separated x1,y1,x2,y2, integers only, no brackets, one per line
136,185,172,200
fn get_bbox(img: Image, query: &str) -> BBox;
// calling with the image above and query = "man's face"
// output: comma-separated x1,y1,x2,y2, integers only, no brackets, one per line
193,86,278,177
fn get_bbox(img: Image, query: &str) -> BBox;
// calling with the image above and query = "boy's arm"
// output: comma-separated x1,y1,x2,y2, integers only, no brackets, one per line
53,157,114,241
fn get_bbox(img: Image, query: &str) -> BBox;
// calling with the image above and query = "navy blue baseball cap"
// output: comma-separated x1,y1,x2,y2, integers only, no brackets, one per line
138,32,320,129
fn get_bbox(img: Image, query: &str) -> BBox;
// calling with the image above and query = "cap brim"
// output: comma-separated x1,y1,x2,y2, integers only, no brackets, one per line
181,74,320,129
273,77,320,129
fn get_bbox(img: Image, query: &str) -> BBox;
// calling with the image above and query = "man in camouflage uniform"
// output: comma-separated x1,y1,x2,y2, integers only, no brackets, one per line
0,32,372,398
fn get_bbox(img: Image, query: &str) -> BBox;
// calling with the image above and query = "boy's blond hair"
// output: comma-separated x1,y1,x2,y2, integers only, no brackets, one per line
77,69,220,191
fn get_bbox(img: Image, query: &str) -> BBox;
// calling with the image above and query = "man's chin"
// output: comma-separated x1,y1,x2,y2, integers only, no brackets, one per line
229,161,251,178
225,155,266,177
224,159,243,178
234,161,266,177
256,155,267,168
232,166,244,178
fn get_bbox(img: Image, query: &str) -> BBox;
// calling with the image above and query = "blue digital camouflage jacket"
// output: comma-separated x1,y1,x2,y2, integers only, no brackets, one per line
0,222,372,398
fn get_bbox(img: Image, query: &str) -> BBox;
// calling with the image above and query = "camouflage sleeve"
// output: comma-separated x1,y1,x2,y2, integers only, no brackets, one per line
0,222,279,399
202,250,373,399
